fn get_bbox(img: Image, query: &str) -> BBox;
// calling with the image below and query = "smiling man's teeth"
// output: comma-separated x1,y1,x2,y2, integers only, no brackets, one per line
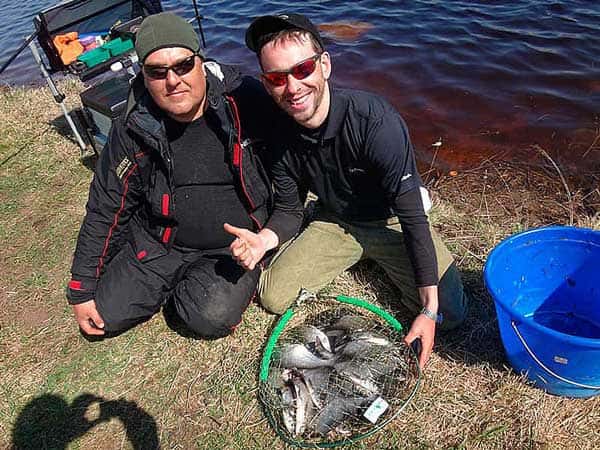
290,94,308,106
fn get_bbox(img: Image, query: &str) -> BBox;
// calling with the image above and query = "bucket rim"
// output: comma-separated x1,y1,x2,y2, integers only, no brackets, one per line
484,225,600,347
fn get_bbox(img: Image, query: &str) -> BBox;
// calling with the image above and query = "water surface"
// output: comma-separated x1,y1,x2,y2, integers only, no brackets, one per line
0,0,598,177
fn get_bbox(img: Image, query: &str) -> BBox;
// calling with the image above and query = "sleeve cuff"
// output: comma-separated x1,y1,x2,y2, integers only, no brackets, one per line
66,277,97,304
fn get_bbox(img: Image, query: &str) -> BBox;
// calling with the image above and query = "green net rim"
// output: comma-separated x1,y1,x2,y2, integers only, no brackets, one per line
258,295,422,448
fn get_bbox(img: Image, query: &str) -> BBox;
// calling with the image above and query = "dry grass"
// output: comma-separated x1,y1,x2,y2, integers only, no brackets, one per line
0,82,599,450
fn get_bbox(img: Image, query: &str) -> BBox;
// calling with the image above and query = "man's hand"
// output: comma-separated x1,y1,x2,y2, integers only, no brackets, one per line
72,300,105,336
403,314,436,369
403,285,439,369
224,223,279,271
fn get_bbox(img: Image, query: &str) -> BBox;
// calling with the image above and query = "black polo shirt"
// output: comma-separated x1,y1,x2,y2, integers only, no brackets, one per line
265,87,438,286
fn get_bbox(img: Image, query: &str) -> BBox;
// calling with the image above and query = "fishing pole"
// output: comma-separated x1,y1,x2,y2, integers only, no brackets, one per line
191,0,206,48
0,32,39,75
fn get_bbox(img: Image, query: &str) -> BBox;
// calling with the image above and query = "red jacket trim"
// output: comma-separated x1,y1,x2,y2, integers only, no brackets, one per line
68,280,84,291
162,227,172,244
162,194,170,216
225,95,261,229
96,163,138,278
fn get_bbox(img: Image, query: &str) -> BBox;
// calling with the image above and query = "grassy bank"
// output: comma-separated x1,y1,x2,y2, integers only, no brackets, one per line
0,82,598,449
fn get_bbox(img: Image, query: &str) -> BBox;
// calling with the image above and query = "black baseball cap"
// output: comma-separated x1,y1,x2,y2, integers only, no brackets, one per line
245,13,325,54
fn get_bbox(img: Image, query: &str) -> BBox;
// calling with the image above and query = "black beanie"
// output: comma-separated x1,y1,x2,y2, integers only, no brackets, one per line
135,12,202,63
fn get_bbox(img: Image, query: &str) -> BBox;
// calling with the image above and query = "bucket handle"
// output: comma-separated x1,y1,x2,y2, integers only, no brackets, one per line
511,321,600,390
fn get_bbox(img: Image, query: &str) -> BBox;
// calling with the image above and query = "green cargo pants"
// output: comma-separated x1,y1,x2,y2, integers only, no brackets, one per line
259,213,467,330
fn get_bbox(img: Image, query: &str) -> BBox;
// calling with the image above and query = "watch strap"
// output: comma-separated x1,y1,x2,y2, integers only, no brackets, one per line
420,307,443,324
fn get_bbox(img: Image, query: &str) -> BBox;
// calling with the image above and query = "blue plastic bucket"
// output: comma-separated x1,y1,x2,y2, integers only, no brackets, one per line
484,225,600,397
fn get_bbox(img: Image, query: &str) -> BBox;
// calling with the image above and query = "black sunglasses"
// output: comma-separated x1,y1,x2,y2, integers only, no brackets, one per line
142,54,199,80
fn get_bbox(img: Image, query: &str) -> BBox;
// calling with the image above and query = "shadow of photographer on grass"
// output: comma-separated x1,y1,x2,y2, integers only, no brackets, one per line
11,393,159,449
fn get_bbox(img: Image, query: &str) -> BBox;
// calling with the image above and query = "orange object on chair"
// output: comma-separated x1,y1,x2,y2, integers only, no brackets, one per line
53,32,84,65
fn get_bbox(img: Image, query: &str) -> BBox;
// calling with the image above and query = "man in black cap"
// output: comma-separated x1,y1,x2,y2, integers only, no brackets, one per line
66,12,273,339
225,13,467,368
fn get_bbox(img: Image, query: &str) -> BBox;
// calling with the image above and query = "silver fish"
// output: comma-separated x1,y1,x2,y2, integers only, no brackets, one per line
313,395,372,435
291,375,314,436
329,314,369,333
339,338,379,358
336,351,407,388
301,367,331,408
333,360,380,395
299,325,333,353
280,384,295,435
349,331,391,347
278,344,337,369
324,328,346,350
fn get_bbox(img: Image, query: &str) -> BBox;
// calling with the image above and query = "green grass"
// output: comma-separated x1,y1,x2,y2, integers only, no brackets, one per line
0,83,599,449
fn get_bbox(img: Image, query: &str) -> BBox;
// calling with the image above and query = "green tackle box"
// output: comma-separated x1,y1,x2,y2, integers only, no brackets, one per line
77,47,110,68
103,37,134,57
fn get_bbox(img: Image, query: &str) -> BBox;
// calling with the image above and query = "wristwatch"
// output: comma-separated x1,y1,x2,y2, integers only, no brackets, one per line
420,307,443,324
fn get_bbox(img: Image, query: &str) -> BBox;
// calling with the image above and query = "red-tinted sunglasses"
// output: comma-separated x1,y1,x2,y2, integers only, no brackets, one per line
143,54,199,80
261,53,323,87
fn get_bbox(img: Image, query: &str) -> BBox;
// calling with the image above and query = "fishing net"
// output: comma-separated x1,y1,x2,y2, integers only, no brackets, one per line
259,290,421,448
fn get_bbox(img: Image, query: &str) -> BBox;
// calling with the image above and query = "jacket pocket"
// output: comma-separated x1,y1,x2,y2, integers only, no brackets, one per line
129,218,168,263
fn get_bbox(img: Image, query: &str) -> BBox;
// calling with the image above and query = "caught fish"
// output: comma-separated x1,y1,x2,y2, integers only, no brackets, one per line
301,367,332,407
279,371,318,437
299,325,336,359
340,334,390,358
299,325,333,353
324,328,346,349
349,331,391,347
278,343,337,369
313,394,372,435
291,375,314,436
333,360,380,395
328,314,369,333
272,308,412,438
280,384,295,435
336,351,407,388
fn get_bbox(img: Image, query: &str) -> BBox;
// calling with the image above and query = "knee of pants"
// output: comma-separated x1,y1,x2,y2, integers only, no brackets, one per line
258,272,298,315
173,282,247,340
437,263,468,331
184,315,235,340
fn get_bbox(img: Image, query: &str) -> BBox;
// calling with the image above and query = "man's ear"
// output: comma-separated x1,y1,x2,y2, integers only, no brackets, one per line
320,51,332,80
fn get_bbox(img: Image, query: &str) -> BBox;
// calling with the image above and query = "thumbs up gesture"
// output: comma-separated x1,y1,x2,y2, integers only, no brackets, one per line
224,223,279,271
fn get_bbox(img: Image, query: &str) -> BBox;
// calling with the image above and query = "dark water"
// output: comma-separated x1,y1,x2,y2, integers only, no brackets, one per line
0,0,599,176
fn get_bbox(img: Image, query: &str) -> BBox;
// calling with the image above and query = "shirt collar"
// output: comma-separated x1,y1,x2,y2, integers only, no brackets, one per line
284,86,347,143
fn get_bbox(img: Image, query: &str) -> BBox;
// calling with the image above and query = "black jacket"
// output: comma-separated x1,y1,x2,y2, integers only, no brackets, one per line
67,63,273,304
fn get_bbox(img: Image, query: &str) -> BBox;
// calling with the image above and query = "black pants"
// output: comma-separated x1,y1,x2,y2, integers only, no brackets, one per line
95,242,259,339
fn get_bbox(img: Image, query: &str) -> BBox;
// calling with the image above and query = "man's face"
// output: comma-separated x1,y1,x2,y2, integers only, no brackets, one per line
259,37,331,129
143,47,206,122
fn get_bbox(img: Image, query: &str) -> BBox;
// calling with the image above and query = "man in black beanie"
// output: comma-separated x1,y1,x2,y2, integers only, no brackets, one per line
66,12,273,339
